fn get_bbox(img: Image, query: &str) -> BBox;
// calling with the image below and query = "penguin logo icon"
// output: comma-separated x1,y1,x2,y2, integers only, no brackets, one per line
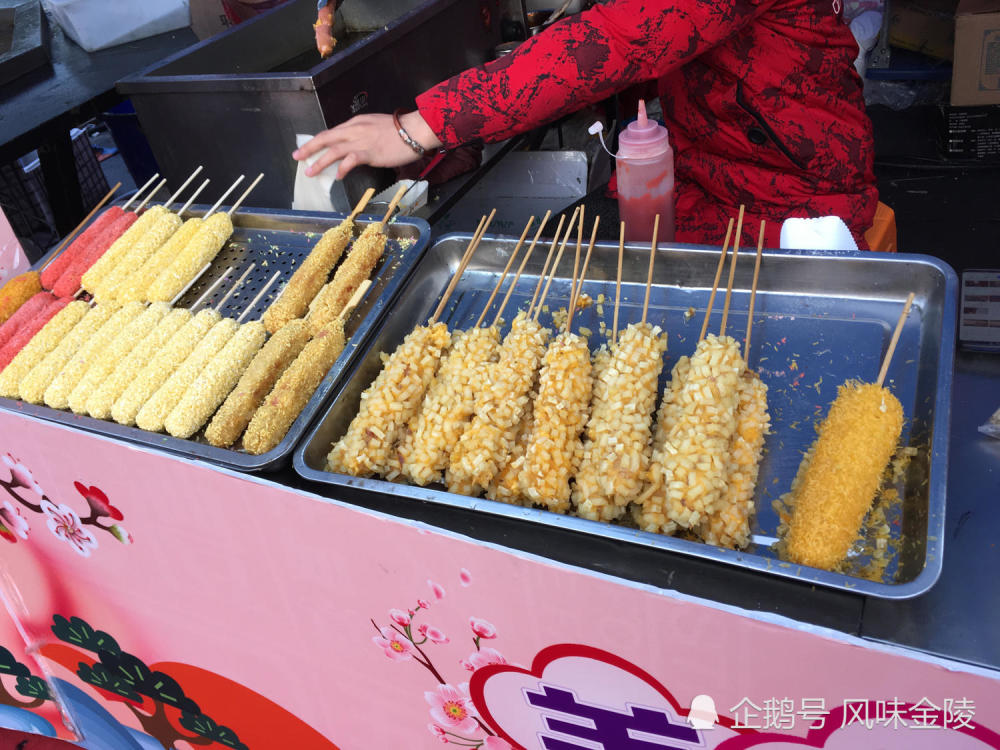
688,695,718,730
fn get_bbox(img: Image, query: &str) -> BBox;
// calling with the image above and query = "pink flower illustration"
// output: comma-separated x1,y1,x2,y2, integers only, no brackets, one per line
460,568,473,586
428,579,446,600
425,684,477,734
484,738,513,750
427,723,448,743
425,626,449,644
417,598,430,609
462,647,507,672
469,617,497,639
0,501,29,541
372,626,414,661
2,454,43,496
73,482,123,521
41,501,97,557
389,608,411,627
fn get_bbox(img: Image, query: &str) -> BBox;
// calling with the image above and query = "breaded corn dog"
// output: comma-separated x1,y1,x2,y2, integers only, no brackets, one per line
111,309,220,426
164,321,267,439
135,316,238,432
118,217,203,303
243,320,347,455
0,301,89,398
19,305,118,404
262,220,353,333
53,211,137,298
204,320,311,447
146,213,235,303
82,205,166,294
306,222,385,334
0,272,42,326
95,210,182,301
0,297,69,372
327,322,450,476
41,206,123,290
68,303,168,415
0,292,51,350
85,307,191,420
784,381,903,571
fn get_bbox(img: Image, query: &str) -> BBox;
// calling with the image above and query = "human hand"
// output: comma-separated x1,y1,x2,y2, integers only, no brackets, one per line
292,112,442,179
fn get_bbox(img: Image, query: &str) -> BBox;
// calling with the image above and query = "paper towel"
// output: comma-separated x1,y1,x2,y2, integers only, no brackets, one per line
779,216,859,252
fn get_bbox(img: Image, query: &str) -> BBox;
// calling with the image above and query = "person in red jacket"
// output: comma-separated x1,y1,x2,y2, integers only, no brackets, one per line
294,0,878,248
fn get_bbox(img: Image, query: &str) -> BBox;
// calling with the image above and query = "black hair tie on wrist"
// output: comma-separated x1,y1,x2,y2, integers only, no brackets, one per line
393,108,427,157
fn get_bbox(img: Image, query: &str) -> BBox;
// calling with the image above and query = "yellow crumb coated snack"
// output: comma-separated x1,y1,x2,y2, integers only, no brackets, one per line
82,205,166,294
306,222,385,334
95,210,181,301
118,217,203,303
0,272,41,325
0,301,89,398
785,381,904,571
146,213,234,303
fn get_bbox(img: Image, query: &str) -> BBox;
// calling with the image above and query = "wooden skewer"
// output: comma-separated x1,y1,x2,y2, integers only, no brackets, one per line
533,206,581,322
239,270,282,324
349,187,377,221
744,220,766,361
527,212,568,319
170,262,213,306
206,175,245,218
165,166,204,207
475,216,534,328
178,179,211,218
339,279,372,322
121,173,159,211
136,178,167,212
719,204,745,337
380,183,411,225
567,206,583,331
877,292,915,387
227,172,264,216
613,221,624,343
190,266,234,310
215,263,257,311
492,210,551,328
41,181,121,270
431,210,495,324
567,215,600,333
641,214,659,326
699,218,734,343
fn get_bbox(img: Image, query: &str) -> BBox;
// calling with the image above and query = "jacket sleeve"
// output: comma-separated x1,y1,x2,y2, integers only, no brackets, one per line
416,0,777,148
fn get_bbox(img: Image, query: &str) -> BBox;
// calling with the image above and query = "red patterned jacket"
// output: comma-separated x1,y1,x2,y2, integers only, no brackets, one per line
415,0,877,248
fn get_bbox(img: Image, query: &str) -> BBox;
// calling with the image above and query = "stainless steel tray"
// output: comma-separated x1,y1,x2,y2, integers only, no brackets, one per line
294,233,957,598
0,207,430,472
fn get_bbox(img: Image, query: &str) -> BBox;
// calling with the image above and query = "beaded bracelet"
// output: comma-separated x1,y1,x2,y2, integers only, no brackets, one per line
392,108,427,157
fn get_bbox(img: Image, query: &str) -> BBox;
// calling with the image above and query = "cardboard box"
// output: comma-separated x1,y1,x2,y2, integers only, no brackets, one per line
190,0,232,40
889,0,957,60
951,0,1000,105
940,104,1000,157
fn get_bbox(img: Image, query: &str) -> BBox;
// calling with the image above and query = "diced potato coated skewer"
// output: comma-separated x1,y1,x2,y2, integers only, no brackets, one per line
570,346,613,519
0,301,89,398
243,320,347,455
205,319,311,448
111,309,220,426
263,220,353,333
327,322,450,476
165,321,267,438
785,381,903,571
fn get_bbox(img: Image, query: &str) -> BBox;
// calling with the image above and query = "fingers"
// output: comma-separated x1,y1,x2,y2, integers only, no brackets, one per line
337,152,361,180
305,146,349,178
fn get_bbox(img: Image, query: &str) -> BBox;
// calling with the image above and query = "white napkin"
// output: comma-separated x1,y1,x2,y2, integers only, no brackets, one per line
779,216,858,252
292,134,350,213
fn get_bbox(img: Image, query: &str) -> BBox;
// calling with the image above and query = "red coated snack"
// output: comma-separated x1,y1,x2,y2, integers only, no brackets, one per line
52,211,137,298
0,292,54,351
41,206,124,290
0,296,68,371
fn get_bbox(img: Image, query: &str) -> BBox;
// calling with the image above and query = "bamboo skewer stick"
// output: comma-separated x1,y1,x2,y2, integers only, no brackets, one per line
613,221,624,343
178,179,211,217
215,263,257,311
567,207,583,331
238,271,282,323
206,176,245,218
492,210,551,328
165,166,204,207
533,206,581,322
136,179,167,212
475,216,534,328
527,212,568,318
227,172,264,216
641,214,659,326
190,266,234,310
719,205,746,337
744,220,766,361
567,215,600,333
339,279,372,322
430,210,494,324
121,173,159,211
699,218,735,343
349,187,377,220
877,292,915,387
41,181,121,270
380,183,411,225
170,263,212,306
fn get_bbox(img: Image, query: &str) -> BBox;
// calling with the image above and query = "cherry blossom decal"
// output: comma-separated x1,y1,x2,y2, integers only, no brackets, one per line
0,453,131,556
370,569,514,749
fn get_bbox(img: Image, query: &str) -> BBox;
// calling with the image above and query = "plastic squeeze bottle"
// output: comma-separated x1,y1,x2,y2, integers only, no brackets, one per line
616,99,675,244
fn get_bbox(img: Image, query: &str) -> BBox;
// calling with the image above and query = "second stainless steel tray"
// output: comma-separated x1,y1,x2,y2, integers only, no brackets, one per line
294,233,957,598
0,208,430,472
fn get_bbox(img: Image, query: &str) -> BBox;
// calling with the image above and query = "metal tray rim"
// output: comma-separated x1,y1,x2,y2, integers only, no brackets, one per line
292,236,956,599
